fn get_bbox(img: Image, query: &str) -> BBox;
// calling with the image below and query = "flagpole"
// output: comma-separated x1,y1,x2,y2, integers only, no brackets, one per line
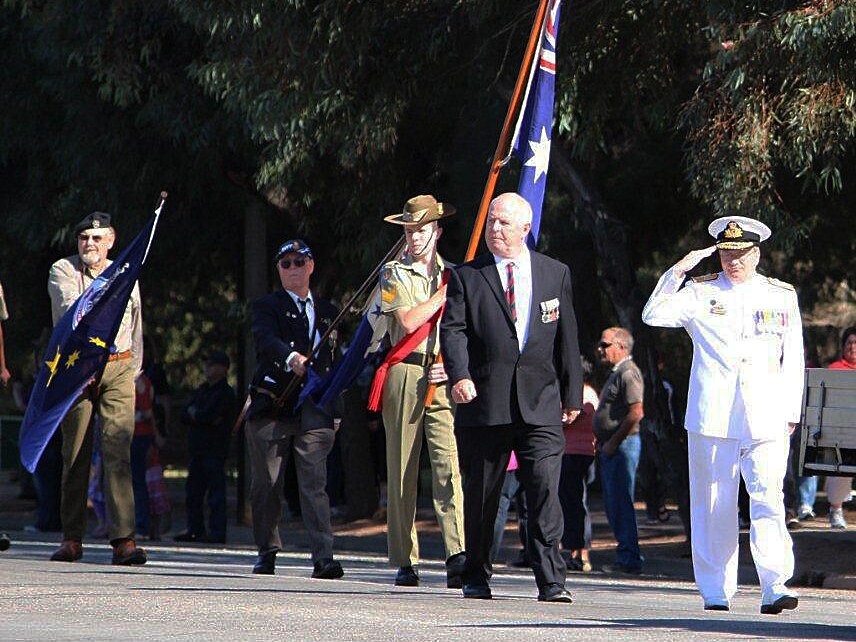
424,0,551,407
273,235,406,405
232,235,406,435
464,0,551,261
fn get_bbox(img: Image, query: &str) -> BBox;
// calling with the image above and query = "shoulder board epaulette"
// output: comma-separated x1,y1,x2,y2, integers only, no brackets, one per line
766,276,795,291
690,273,719,284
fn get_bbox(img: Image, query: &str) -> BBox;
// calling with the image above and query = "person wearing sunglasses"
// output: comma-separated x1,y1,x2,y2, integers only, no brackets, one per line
47,211,146,566
244,239,344,580
593,327,645,576
642,216,803,615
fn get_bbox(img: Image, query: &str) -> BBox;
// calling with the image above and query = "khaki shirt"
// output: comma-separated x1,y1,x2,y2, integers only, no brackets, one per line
0,280,8,322
48,255,143,372
379,253,447,356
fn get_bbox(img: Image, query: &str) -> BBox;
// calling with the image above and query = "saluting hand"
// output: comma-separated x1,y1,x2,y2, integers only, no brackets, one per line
451,378,477,404
673,246,717,279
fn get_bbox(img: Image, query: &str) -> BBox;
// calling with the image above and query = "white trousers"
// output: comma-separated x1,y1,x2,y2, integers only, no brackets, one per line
688,431,794,602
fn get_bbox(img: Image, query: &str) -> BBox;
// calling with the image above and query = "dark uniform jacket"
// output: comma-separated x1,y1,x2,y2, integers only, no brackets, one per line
440,251,583,428
247,289,340,425
181,378,236,459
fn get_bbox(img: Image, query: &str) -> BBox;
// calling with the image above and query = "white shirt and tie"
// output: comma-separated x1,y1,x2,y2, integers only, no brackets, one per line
494,246,532,353
285,289,320,370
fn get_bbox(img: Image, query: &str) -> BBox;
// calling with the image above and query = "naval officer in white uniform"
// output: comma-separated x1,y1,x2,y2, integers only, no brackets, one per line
642,216,803,615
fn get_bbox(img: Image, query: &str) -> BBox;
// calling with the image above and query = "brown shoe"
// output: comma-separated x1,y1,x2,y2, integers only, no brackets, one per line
50,540,83,562
111,538,147,565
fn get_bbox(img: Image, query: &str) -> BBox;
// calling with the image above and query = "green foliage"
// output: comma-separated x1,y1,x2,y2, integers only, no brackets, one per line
1,0,854,395
681,1,856,223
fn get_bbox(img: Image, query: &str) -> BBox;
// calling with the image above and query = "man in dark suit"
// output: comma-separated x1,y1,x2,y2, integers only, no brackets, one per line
441,192,583,603
245,239,344,580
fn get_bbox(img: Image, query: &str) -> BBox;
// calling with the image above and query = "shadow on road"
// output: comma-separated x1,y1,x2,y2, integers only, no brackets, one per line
453,617,856,641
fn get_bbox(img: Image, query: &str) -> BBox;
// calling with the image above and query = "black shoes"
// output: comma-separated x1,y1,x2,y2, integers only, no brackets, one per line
462,583,492,599
395,565,419,587
445,553,466,589
253,550,276,575
601,563,642,576
538,584,574,603
760,595,798,615
312,558,344,580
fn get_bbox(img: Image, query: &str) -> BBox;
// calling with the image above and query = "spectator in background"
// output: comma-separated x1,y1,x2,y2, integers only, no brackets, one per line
638,354,672,525
175,351,235,543
143,335,172,439
131,371,164,540
559,357,599,573
826,327,856,529
13,336,63,534
594,327,645,575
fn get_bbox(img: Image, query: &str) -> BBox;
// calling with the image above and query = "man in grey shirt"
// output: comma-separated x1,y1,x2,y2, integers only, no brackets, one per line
594,327,644,574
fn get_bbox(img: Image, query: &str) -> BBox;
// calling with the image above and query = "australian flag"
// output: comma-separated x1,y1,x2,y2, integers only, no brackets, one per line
511,0,562,248
19,200,164,472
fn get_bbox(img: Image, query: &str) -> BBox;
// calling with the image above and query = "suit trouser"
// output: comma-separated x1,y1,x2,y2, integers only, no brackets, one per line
457,422,567,590
246,416,335,562
688,431,793,602
381,362,465,567
60,358,136,543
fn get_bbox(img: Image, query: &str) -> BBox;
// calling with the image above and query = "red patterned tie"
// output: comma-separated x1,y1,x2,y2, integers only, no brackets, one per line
505,262,516,322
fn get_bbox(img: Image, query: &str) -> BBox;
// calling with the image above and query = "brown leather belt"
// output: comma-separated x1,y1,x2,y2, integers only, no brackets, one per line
107,350,132,362
400,352,434,368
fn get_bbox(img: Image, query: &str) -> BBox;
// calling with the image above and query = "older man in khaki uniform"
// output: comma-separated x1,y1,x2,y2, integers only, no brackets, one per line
48,211,146,565
375,195,465,588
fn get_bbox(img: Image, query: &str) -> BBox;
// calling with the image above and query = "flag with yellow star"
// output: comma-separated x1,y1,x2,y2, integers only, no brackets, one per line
19,198,164,472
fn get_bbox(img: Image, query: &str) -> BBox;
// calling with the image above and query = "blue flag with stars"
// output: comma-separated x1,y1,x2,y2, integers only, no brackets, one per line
19,202,163,473
511,0,562,248
297,282,390,410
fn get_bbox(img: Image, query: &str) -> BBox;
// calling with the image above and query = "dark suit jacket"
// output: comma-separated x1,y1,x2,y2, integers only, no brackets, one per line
440,251,583,428
247,289,339,424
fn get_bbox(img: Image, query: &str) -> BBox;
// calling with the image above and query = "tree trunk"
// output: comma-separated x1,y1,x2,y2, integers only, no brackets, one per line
550,143,691,539
237,200,268,525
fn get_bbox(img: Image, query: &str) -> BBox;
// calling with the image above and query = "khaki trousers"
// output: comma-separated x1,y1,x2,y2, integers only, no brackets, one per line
60,358,136,543
381,362,464,567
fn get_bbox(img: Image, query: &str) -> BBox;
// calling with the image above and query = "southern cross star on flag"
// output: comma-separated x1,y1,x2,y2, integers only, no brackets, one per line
511,0,562,248
19,202,163,472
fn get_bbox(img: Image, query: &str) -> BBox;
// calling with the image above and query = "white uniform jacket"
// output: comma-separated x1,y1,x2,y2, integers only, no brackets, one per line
642,269,804,440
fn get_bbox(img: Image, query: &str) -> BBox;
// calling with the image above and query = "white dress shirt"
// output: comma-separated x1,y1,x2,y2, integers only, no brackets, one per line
285,289,320,369
493,247,532,353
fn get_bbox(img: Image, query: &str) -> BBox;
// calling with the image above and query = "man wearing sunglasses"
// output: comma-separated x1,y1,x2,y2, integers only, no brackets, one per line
47,211,146,566
593,327,644,575
244,239,344,580
642,216,803,615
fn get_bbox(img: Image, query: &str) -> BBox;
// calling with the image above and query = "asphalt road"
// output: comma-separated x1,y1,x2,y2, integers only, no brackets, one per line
1,539,854,641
